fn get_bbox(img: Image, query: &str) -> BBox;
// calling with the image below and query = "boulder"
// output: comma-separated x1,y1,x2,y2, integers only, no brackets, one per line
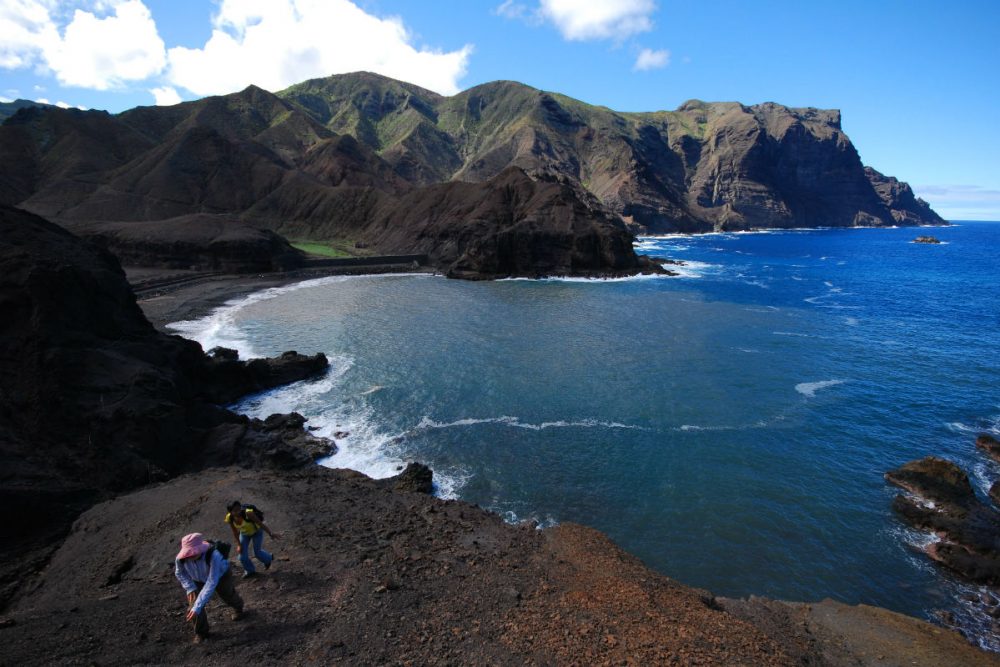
913,235,942,244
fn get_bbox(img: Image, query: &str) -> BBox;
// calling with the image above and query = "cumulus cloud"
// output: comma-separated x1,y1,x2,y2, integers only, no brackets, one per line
149,85,181,105
0,0,167,90
538,0,656,41
167,0,472,97
0,0,59,69
46,0,166,89
633,47,669,71
0,95,12,103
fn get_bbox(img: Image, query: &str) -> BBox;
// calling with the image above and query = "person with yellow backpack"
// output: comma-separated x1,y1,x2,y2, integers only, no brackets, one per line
225,500,281,578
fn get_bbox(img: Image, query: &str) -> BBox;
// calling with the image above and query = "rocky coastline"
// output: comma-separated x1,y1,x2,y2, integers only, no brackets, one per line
3,203,996,665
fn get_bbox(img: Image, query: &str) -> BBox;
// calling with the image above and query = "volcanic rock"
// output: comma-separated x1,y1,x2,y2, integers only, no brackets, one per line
886,457,1000,584
203,347,329,404
977,434,1000,463
914,236,942,244
380,462,434,494
0,204,330,607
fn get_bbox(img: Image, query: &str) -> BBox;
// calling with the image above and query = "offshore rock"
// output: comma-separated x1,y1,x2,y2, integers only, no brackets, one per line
886,457,1000,584
913,236,942,244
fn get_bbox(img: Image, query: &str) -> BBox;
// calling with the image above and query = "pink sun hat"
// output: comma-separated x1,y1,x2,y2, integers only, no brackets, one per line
176,533,211,560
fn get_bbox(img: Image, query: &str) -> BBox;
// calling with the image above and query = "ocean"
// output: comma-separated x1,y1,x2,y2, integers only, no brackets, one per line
170,221,1000,649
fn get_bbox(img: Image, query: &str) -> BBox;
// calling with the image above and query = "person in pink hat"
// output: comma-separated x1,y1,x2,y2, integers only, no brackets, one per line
174,532,244,642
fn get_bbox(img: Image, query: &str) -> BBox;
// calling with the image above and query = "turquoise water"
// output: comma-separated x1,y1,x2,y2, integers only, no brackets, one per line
171,222,1000,647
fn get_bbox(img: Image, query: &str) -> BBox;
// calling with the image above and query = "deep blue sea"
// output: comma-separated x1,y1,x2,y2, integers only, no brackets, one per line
172,222,1000,648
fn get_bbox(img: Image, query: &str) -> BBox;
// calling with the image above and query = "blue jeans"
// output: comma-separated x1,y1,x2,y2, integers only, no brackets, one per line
239,531,272,574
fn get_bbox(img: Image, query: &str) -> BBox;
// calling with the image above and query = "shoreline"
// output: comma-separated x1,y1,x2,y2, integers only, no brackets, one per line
132,264,437,330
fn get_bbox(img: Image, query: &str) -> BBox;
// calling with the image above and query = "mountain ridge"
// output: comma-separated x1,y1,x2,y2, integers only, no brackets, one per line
277,72,944,232
0,72,944,277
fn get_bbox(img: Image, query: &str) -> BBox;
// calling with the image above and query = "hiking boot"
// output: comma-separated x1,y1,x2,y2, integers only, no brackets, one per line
193,634,207,644
242,571,256,579
231,609,244,621
264,559,271,570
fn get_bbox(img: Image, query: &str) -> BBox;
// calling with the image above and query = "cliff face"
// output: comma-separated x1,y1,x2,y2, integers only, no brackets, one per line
0,205,329,604
279,73,945,232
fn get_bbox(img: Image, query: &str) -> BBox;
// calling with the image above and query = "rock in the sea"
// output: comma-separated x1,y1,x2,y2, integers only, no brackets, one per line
886,456,1000,584
977,434,1000,464
913,235,942,244
884,457,976,506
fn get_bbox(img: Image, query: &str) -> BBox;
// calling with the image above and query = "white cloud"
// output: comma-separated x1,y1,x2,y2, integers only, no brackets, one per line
539,0,656,41
36,97,50,103
55,100,70,108
0,95,12,103
0,0,59,69
149,85,181,105
0,0,167,90
494,1,529,19
45,0,166,89
633,47,669,71
167,0,472,97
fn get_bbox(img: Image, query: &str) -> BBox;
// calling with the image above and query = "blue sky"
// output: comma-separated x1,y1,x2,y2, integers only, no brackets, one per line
2,0,998,220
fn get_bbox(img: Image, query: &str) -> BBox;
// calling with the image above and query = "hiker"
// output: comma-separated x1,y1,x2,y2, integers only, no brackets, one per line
225,500,280,578
174,532,243,642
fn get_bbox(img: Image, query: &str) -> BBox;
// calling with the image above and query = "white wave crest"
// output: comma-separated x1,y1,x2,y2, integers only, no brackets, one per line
414,415,647,432
795,379,846,398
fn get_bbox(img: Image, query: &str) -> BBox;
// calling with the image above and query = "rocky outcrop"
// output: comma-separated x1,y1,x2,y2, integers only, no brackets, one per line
0,204,331,606
978,434,1000,463
78,215,306,272
203,347,330,404
914,236,942,244
363,167,667,278
866,167,946,226
886,456,1000,584
379,462,434,494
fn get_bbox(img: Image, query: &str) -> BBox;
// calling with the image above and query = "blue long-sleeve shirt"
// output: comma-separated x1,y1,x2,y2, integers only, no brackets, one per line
174,548,230,615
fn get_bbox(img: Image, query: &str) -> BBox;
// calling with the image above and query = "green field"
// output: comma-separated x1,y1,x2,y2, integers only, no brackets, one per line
290,242,355,258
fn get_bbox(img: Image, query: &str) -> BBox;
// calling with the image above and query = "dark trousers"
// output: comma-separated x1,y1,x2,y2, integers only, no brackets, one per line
191,569,243,637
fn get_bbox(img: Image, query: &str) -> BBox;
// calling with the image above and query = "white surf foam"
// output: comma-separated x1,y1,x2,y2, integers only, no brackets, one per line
415,415,647,432
795,379,846,398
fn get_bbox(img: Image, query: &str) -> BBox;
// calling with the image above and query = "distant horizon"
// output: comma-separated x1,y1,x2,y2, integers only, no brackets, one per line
2,1,997,219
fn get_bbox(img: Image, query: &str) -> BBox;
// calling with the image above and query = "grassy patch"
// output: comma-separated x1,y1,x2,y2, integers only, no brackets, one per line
291,242,355,258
